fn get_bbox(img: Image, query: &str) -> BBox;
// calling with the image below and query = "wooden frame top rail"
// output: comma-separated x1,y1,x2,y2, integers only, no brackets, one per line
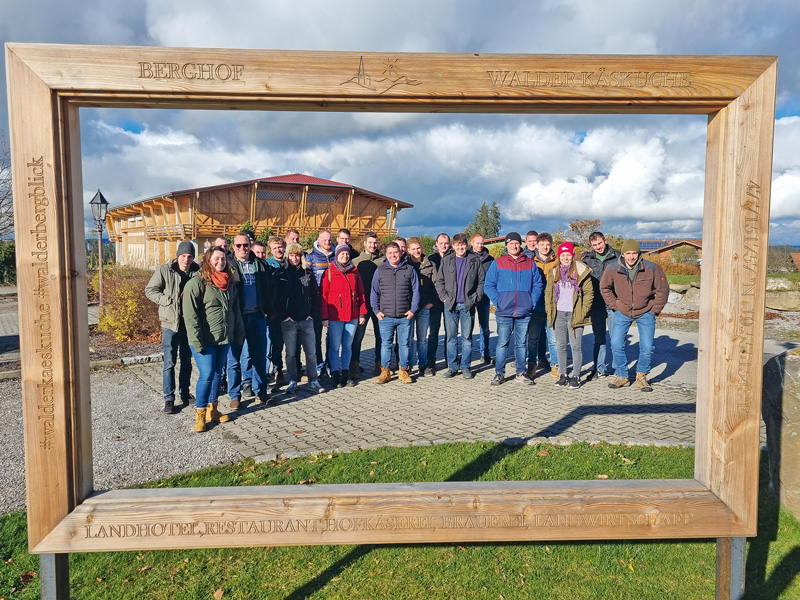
5,43,777,553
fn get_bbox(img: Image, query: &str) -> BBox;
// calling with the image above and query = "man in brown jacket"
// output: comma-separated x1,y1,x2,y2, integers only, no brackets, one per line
599,239,669,391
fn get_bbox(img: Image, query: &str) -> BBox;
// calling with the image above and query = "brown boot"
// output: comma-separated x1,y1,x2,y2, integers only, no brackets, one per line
608,376,631,389
375,367,391,384
398,367,413,384
194,408,207,433
635,372,653,392
551,366,560,379
206,401,231,423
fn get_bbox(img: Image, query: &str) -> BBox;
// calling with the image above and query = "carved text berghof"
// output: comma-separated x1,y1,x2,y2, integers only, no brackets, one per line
138,62,244,81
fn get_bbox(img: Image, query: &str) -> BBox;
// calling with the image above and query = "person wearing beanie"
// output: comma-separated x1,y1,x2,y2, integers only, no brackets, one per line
145,240,200,414
483,231,544,385
321,243,367,387
545,241,593,388
600,238,669,392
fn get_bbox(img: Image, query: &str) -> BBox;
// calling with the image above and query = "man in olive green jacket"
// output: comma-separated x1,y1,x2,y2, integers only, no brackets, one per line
145,241,199,414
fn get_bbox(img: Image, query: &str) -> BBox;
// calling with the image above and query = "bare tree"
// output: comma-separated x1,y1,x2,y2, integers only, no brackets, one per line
0,134,13,237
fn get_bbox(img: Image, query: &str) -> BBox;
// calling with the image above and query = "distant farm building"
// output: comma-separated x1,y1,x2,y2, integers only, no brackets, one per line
105,174,413,268
640,239,703,260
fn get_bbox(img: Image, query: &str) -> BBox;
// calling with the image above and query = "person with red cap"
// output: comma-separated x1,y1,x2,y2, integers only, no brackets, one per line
545,241,593,388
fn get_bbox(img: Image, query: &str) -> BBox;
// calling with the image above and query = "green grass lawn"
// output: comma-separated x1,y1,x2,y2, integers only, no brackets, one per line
2,442,798,599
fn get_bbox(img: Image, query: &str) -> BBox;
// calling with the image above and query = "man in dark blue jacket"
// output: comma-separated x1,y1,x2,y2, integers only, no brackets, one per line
483,232,544,385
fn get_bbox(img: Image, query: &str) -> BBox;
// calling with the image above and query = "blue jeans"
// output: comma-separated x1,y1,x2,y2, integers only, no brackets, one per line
227,339,251,387
546,325,558,366
611,310,656,377
281,318,317,383
228,313,271,399
494,315,530,377
526,311,547,367
378,316,412,369
190,344,228,409
475,295,491,359
444,303,475,371
162,325,192,401
414,307,431,368
591,307,614,375
328,319,358,371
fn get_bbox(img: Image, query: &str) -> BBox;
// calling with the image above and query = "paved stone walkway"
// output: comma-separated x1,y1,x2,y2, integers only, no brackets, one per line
129,320,699,460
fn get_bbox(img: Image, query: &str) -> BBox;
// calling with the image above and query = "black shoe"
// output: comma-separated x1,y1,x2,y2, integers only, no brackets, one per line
555,374,568,387
569,376,581,389
337,371,348,389
258,393,272,405
275,369,286,386
241,382,254,398
179,393,194,405
163,400,176,414
537,359,550,371
586,369,598,381
331,371,341,387
442,369,457,378
217,378,228,395
483,356,492,365
426,366,437,377
345,371,356,387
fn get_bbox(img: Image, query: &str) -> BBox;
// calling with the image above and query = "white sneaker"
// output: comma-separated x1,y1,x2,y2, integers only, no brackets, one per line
309,380,325,393
286,380,297,394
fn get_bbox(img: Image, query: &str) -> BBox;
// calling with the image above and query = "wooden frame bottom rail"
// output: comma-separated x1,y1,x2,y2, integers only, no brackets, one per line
35,479,746,553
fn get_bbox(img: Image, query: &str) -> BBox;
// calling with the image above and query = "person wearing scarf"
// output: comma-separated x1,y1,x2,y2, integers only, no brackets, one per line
321,243,367,388
545,242,594,389
182,246,244,432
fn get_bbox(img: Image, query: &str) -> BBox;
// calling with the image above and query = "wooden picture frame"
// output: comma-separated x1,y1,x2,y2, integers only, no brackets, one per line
6,44,776,553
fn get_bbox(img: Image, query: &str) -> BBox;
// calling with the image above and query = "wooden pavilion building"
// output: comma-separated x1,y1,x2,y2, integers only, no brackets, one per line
105,174,412,268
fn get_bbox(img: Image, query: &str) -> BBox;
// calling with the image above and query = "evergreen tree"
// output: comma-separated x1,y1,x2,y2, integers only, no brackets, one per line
465,201,501,239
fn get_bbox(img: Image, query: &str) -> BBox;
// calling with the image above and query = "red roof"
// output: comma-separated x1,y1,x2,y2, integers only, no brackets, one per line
260,173,351,188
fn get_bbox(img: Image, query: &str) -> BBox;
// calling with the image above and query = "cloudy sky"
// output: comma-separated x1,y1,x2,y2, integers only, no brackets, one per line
2,0,799,243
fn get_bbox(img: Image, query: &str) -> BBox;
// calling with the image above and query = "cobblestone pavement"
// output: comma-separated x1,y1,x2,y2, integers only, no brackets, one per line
129,319,701,460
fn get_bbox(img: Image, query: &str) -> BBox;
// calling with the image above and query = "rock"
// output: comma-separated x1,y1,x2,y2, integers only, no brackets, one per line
670,284,691,293
766,278,795,292
766,290,800,311
681,287,701,307
689,280,701,288
762,350,800,522
668,291,684,304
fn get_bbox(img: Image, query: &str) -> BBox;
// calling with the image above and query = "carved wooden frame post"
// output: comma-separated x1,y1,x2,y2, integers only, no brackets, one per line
7,45,776,555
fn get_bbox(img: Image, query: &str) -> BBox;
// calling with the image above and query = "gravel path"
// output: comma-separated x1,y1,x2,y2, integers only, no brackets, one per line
0,369,242,514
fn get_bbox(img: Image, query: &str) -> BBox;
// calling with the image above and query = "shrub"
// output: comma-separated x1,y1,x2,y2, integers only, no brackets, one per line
647,253,701,276
0,241,16,285
299,231,318,252
97,267,161,341
488,242,505,258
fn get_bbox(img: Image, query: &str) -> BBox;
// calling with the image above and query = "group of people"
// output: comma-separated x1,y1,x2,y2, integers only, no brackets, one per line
145,226,669,433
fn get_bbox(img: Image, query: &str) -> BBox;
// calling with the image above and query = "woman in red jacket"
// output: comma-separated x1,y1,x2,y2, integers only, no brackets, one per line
322,243,367,388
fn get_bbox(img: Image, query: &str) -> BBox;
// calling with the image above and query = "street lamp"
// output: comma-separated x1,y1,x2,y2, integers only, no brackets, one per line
89,189,109,309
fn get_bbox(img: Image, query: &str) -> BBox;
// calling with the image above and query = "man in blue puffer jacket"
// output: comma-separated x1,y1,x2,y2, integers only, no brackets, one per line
483,232,544,386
